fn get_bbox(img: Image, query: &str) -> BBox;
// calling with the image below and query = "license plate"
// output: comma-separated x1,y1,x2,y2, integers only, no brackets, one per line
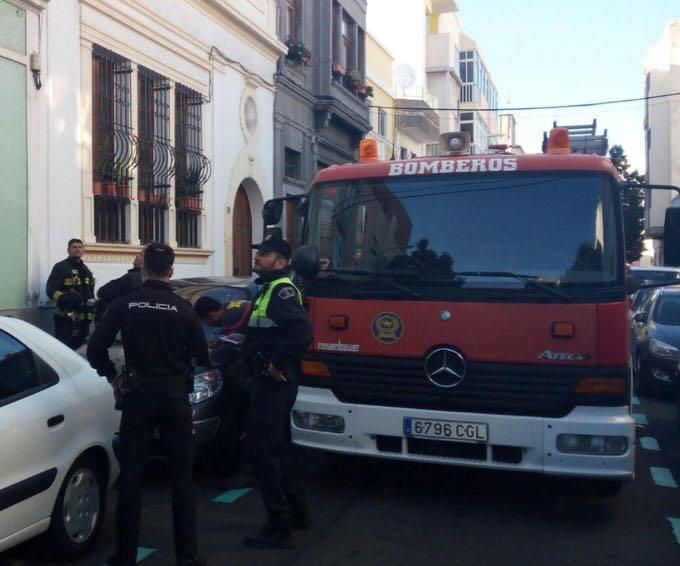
403,418,488,443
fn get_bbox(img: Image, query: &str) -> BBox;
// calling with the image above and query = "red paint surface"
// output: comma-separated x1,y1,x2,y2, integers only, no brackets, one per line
309,297,628,366
314,153,618,184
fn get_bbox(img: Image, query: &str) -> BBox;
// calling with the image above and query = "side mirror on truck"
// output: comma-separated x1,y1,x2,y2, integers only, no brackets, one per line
262,199,284,227
292,245,320,280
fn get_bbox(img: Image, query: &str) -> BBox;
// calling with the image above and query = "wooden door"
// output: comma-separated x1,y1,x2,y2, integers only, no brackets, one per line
232,185,252,276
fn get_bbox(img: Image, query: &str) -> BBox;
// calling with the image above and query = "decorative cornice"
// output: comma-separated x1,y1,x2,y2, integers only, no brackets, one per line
275,74,317,106
84,244,213,265
190,0,287,61
8,0,48,14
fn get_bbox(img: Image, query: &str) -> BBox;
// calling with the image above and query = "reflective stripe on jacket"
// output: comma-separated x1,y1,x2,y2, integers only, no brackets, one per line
247,276,302,328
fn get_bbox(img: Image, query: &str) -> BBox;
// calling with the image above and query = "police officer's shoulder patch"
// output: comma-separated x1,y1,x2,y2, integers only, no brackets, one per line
278,286,296,300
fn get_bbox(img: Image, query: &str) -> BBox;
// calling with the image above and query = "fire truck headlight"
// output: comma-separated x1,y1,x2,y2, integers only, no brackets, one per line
650,338,680,357
292,411,345,433
556,434,628,455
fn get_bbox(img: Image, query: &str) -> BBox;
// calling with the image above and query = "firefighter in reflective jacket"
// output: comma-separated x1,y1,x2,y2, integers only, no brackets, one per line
46,238,95,349
241,235,313,549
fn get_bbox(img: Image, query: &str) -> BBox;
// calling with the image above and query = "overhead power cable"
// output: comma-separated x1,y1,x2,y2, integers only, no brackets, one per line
371,91,680,113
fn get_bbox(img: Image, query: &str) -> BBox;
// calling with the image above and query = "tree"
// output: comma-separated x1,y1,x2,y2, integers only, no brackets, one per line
609,145,645,263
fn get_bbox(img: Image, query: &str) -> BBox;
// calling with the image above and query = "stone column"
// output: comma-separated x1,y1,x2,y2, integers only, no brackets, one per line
167,81,178,248
80,39,96,243
129,63,141,245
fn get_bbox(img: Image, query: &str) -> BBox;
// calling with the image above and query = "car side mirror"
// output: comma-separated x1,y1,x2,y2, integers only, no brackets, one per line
633,312,648,324
292,245,320,280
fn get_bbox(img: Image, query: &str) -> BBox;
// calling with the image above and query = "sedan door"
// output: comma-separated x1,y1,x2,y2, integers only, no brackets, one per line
0,329,79,545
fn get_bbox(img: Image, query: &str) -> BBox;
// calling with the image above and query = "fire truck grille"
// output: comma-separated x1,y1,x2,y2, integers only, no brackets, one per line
302,354,604,418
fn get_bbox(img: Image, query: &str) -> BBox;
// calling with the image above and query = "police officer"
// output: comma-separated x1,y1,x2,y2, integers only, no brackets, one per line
95,252,144,322
241,235,313,549
46,238,95,348
87,243,209,566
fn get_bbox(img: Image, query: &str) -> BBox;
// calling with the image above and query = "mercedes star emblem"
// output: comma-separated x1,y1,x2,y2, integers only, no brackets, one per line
424,348,467,389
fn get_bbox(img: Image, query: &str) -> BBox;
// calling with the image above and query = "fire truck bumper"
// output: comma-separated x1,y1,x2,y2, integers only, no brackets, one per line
292,387,635,480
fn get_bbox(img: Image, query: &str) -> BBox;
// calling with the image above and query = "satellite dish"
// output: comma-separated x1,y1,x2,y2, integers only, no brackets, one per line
395,64,416,90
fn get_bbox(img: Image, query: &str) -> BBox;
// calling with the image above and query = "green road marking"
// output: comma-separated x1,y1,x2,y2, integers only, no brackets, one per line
650,467,677,488
668,517,680,544
137,548,157,562
633,413,648,425
213,487,253,504
639,437,660,451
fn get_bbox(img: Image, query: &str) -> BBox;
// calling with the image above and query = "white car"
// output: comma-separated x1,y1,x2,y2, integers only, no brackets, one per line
0,316,119,560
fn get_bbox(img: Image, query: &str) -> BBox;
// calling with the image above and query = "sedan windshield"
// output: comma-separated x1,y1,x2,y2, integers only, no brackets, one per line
306,172,621,300
653,295,680,326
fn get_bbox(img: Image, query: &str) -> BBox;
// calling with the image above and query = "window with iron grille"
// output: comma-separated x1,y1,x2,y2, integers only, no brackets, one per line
138,66,174,244
175,84,211,248
92,45,136,243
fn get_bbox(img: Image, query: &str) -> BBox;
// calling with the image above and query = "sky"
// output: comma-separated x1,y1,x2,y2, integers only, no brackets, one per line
455,0,679,173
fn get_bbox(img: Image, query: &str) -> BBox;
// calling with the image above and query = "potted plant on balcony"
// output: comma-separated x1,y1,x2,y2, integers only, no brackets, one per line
176,172,202,211
285,37,312,66
332,62,346,79
93,180,104,196
345,69,362,91
113,164,129,198
357,82,374,101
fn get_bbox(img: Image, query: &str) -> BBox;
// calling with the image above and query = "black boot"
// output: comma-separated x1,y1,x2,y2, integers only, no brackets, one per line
287,493,311,530
243,509,292,549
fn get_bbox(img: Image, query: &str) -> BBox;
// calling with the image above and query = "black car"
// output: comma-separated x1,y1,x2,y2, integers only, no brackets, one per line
98,276,257,471
631,285,680,397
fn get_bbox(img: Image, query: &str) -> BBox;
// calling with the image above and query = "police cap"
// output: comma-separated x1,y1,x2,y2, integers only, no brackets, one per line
251,235,291,259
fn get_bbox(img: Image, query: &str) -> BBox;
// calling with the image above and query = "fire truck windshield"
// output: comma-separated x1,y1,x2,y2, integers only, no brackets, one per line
306,172,623,302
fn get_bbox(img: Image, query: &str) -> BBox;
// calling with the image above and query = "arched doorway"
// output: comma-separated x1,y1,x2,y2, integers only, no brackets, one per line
232,185,253,276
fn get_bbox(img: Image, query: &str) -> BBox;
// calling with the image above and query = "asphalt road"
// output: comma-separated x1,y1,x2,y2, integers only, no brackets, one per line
3,395,678,566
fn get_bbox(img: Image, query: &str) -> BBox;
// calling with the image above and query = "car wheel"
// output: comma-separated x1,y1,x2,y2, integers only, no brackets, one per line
45,455,106,561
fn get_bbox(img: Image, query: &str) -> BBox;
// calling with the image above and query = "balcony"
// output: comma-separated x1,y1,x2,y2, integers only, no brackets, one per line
395,95,440,143
431,0,459,14
426,33,459,78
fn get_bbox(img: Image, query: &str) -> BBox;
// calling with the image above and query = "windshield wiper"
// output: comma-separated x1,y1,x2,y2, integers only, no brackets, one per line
321,269,421,299
454,271,573,302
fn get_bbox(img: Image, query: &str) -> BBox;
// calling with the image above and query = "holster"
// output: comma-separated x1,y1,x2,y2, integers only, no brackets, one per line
113,366,139,410
251,352,272,381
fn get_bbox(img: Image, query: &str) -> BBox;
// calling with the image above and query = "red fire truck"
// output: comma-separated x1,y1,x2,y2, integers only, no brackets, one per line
263,129,679,493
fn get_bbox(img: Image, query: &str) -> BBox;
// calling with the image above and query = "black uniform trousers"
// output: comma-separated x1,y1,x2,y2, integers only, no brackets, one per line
53,315,90,350
247,374,306,525
114,384,196,564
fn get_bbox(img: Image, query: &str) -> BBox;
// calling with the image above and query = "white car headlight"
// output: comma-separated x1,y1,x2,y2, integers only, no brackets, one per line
650,338,680,357
188,369,223,404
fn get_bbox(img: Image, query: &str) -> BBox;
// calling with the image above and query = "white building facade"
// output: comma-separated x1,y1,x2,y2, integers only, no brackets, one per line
644,19,680,264
0,0,285,322
366,0,503,158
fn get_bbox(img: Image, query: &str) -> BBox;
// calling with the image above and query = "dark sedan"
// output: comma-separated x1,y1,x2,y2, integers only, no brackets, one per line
631,285,680,397
96,276,257,472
